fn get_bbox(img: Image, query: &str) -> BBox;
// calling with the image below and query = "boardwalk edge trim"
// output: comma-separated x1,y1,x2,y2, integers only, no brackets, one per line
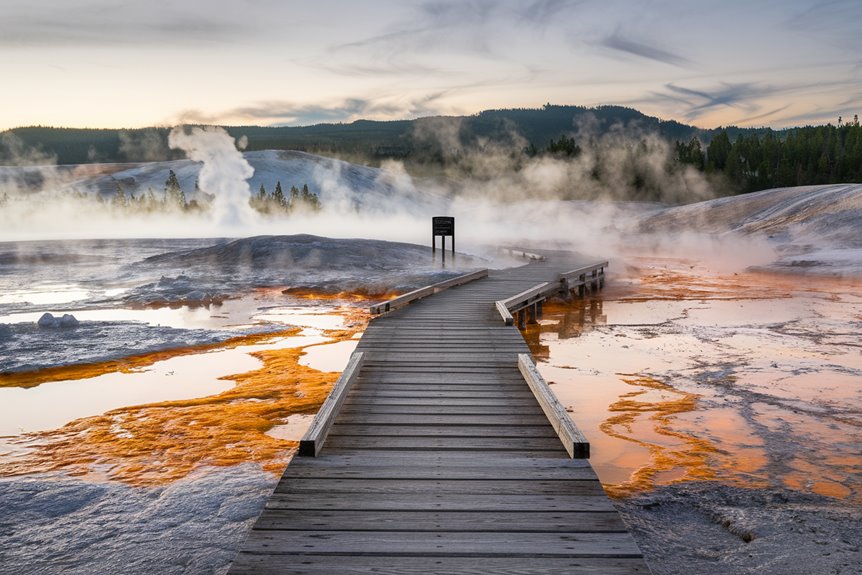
369,269,489,314
299,351,365,457
518,354,590,459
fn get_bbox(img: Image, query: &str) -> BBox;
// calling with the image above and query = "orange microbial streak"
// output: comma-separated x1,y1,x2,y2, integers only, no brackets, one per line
607,258,862,302
598,375,718,499
1,305,370,486
281,287,398,301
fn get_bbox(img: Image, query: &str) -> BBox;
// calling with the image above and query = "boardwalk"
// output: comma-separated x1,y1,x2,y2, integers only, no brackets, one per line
229,253,651,574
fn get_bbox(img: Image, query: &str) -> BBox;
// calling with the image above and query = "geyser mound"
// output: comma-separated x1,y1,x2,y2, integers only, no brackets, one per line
133,235,485,300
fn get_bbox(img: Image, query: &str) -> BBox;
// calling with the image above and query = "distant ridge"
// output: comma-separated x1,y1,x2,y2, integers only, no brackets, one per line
3,104,771,166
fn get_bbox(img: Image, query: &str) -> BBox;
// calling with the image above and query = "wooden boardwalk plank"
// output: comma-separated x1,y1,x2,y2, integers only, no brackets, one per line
253,510,628,532
264,493,617,512
236,530,642,557
229,555,650,575
274,478,607,496
228,253,650,574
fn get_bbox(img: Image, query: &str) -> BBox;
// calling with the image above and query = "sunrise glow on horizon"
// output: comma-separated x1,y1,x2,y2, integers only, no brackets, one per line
2,0,860,131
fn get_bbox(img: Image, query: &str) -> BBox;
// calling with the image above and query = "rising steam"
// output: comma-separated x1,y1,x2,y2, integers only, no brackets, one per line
2,118,859,276
168,126,258,228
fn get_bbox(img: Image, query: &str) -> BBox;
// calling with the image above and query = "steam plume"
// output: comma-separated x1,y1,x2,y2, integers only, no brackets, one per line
168,126,258,228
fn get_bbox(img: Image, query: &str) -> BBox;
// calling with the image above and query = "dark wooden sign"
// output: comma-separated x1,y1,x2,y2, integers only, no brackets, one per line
432,216,455,257
432,216,455,236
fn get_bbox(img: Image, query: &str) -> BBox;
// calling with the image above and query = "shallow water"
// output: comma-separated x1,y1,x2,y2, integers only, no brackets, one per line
0,334,329,437
299,339,360,372
531,257,862,501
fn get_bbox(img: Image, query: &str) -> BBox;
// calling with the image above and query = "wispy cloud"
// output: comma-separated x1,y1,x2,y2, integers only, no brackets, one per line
644,82,782,121
336,0,499,55
518,0,583,27
0,0,247,48
598,28,693,68
785,0,862,49
728,105,792,126
174,93,450,127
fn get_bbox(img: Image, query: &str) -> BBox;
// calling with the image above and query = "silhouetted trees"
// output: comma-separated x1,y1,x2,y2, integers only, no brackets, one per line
686,122,862,194
248,180,321,214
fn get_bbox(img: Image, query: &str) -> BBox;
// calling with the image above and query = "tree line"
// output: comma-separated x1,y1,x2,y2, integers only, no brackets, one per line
675,118,862,194
106,170,322,215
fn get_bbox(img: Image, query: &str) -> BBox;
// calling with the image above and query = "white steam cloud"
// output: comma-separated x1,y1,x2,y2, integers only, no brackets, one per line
167,126,258,229
2,119,858,276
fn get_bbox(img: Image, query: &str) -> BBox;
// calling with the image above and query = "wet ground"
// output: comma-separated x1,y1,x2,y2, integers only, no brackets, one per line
527,256,862,574
1,237,860,574
0,283,371,575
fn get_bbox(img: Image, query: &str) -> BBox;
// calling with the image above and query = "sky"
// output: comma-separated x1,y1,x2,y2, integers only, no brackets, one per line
1,0,860,131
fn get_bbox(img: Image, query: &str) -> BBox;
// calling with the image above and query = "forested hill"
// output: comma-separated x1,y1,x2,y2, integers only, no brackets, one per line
3,105,860,196
3,105,712,166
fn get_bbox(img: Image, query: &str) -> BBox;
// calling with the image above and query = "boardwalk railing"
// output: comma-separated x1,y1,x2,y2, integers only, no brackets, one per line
369,269,489,314
298,351,364,457
495,282,555,326
501,246,546,261
518,354,590,458
495,261,610,326
559,261,609,295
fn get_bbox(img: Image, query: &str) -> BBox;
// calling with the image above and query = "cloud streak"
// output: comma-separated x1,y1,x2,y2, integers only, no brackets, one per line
174,93,450,127
0,0,247,48
598,29,693,68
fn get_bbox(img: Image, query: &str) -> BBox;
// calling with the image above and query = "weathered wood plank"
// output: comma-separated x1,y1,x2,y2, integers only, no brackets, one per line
228,555,651,575
343,397,541,407
322,447,570,458
337,405,548,415
237,530,643,557
282,464,598,481
264,493,616,512
283,453,588,468
329,424,556,438
334,414,553,425
275,478,606,496
323,435,565,451
253,510,627,532
345,389,535,399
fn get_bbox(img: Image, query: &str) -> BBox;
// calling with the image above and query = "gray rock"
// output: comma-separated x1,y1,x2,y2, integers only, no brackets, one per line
36,313,79,329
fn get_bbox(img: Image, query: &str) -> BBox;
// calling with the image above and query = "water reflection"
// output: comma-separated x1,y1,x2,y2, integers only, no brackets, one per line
532,262,862,502
522,296,607,361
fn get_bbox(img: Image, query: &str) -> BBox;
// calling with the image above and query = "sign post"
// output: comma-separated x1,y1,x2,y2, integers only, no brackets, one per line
432,216,455,261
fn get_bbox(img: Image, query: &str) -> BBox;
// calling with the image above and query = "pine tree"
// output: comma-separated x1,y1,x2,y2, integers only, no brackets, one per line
164,169,186,209
272,181,286,209
297,184,321,211
546,135,581,157
112,182,127,208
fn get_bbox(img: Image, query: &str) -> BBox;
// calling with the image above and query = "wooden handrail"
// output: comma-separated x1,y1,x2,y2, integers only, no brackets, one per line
501,247,546,261
559,261,609,281
299,351,364,457
500,282,552,311
369,269,489,314
494,282,554,323
495,300,514,326
559,262,609,291
518,354,590,458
